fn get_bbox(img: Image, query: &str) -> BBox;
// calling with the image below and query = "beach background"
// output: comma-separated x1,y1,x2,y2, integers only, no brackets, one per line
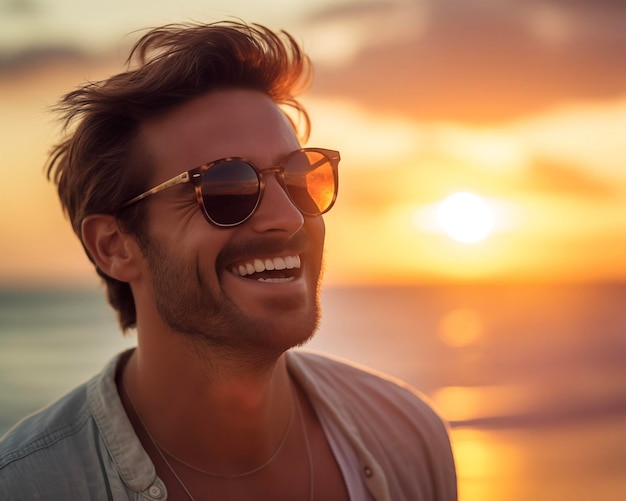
2,283,625,500
2,1,626,500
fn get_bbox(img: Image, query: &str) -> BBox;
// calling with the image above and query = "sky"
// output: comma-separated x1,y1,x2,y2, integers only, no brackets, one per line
1,0,626,287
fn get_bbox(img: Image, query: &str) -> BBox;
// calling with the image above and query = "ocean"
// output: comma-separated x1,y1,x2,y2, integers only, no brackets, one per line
1,284,625,500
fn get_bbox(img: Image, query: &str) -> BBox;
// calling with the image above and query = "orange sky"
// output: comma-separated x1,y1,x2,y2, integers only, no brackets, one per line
2,0,626,287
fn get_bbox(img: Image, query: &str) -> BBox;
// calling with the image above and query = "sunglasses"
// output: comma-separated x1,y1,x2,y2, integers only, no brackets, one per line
122,148,340,227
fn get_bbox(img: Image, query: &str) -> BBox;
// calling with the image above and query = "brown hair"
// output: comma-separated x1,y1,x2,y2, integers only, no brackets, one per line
46,21,312,331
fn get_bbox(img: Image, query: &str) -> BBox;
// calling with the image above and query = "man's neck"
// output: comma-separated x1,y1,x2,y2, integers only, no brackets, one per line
119,330,295,475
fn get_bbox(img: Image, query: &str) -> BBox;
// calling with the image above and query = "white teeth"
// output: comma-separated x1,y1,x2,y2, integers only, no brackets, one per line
231,255,301,278
257,277,295,283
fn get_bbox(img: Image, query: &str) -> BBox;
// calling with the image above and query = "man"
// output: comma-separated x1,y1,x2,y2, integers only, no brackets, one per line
0,22,456,500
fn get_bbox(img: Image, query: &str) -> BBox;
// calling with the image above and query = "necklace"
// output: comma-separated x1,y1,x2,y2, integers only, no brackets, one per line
123,381,313,501
298,389,315,501
158,398,295,479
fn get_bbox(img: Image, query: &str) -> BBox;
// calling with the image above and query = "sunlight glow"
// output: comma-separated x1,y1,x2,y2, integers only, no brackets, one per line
438,308,484,348
437,192,495,244
433,386,485,422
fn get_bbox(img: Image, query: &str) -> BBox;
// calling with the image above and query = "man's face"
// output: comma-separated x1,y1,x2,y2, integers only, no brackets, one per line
136,89,326,358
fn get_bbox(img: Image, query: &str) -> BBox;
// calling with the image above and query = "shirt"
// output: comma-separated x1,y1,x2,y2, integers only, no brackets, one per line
0,349,457,500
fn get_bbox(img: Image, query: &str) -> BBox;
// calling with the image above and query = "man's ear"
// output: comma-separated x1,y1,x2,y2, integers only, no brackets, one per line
81,214,142,282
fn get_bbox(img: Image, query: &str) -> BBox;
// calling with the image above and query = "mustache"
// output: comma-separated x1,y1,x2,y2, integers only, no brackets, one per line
216,230,309,269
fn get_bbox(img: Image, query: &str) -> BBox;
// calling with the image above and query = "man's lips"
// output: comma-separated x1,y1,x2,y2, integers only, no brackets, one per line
216,231,309,283
229,254,302,283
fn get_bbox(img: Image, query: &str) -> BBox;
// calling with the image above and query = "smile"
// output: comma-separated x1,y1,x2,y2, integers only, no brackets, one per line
230,255,302,283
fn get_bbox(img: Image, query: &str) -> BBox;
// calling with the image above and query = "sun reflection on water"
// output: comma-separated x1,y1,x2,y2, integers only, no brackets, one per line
450,428,521,501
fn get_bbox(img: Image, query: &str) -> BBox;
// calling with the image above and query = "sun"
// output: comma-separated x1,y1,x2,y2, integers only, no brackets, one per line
437,192,495,243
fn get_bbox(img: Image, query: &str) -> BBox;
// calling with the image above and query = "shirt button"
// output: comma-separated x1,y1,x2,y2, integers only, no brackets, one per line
364,466,373,477
148,485,163,498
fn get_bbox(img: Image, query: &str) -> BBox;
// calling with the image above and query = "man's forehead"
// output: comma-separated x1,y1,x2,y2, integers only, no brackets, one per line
141,89,276,133
138,89,300,178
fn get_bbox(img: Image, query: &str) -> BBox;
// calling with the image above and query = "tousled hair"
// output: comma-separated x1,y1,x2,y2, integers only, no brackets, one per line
46,21,312,331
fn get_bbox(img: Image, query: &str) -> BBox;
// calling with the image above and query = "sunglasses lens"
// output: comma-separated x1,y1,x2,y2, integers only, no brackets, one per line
284,150,337,215
201,160,260,225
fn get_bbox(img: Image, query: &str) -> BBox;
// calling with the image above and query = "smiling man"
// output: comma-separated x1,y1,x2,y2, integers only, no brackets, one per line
0,22,456,500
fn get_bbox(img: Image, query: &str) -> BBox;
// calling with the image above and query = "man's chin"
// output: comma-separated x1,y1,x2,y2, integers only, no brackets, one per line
170,292,320,360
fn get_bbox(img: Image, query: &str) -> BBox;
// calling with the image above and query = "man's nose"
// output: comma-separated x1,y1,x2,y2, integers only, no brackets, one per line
248,171,304,234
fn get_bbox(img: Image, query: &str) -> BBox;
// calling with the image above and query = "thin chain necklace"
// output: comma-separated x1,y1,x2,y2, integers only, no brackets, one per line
160,399,295,479
124,381,314,501
299,388,315,501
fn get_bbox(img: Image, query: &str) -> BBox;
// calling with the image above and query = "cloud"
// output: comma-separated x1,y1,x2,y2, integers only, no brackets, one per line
305,0,626,123
512,98,626,181
522,159,617,199
298,0,429,66
0,46,86,74
302,93,626,220
2,0,41,16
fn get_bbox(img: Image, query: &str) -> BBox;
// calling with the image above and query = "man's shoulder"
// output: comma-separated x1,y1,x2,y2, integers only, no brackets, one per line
0,351,125,471
0,382,98,498
289,350,457,500
289,350,428,394
0,382,91,470
288,350,444,427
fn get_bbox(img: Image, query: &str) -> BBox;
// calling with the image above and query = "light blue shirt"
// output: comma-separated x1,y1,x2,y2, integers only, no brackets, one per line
0,350,457,500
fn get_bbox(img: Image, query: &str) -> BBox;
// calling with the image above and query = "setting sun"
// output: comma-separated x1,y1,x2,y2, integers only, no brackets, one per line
437,192,495,244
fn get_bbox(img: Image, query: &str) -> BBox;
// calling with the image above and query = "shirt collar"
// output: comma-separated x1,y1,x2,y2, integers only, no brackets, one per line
87,348,158,493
